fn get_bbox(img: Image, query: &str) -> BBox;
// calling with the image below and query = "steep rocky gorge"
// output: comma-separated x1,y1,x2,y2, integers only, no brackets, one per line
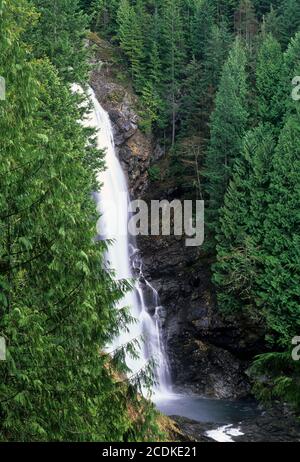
90,36,266,401
90,36,151,198
137,209,267,399
88,38,300,442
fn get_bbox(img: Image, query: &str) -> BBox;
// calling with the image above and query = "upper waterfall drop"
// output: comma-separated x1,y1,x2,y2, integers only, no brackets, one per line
78,84,172,396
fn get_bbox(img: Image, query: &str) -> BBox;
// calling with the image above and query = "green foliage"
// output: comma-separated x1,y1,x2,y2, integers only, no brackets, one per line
2,0,300,421
252,0,281,18
214,125,275,316
255,34,286,128
190,0,216,60
251,351,300,411
180,22,232,136
260,114,300,346
160,0,187,145
261,6,282,42
278,0,300,49
117,0,145,88
89,0,120,38
234,0,258,49
82,0,300,413
214,122,300,412
214,31,300,409
148,166,161,182
27,0,90,83
0,0,161,442
205,38,249,240
284,31,300,118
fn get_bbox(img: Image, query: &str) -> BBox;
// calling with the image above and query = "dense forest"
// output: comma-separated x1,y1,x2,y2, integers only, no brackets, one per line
82,0,300,410
0,0,300,443
0,0,161,442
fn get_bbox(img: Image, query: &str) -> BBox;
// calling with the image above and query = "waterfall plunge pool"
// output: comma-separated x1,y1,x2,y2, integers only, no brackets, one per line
81,84,260,435
153,393,260,424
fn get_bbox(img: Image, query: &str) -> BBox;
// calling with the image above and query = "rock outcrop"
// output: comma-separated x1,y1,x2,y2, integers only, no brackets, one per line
172,407,300,442
90,36,152,197
90,35,266,400
136,179,266,399
138,233,252,399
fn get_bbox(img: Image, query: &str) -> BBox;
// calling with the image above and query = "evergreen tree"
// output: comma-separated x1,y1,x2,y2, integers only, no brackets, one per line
180,22,231,136
215,0,240,24
160,0,186,146
180,57,205,135
89,0,121,38
251,350,300,411
284,31,300,77
117,0,145,90
252,0,281,18
255,34,286,128
261,6,282,42
0,0,160,441
190,0,216,60
234,0,258,49
28,0,90,83
278,0,300,49
203,21,232,90
140,41,164,131
214,30,300,410
204,38,249,241
260,113,300,346
214,125,276,314
284,31,300,118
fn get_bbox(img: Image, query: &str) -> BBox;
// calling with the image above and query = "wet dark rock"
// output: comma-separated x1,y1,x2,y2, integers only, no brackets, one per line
172,407,300,442
90,39,154,197
137,229,263,399
129,177,266,398
171,417,215,442
90,36,265,401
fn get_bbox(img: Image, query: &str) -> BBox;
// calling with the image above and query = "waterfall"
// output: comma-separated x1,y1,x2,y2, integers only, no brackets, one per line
80,85,171,396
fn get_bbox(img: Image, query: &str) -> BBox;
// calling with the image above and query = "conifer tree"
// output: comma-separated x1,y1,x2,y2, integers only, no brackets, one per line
252,0,281,18
161,0,186,146
260,112,300,346
180,21,232,137
0,0,160,442
180,57,205,135
117,0,145,90
261,6,282,42
140,41,164,131
204,38,249,241
215,0,240,23
234,0,258,49
283,31,300,119
278,0,300,49
214,30,300,410
214,125,276,314
203,21,232,90
28,0,90,83
189,0,216,60
255,34,286,128
89,0,120,37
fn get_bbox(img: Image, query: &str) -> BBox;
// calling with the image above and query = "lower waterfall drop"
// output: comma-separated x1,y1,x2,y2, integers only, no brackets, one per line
85,85,171,397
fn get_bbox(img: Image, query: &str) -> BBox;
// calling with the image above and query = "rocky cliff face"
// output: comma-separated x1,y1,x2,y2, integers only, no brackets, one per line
90,36,152,197
137,186,265,399
90,36,265,400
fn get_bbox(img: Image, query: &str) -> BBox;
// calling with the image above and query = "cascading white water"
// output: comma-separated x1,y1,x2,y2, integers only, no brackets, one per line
82,85,171,395
71,85,261,427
